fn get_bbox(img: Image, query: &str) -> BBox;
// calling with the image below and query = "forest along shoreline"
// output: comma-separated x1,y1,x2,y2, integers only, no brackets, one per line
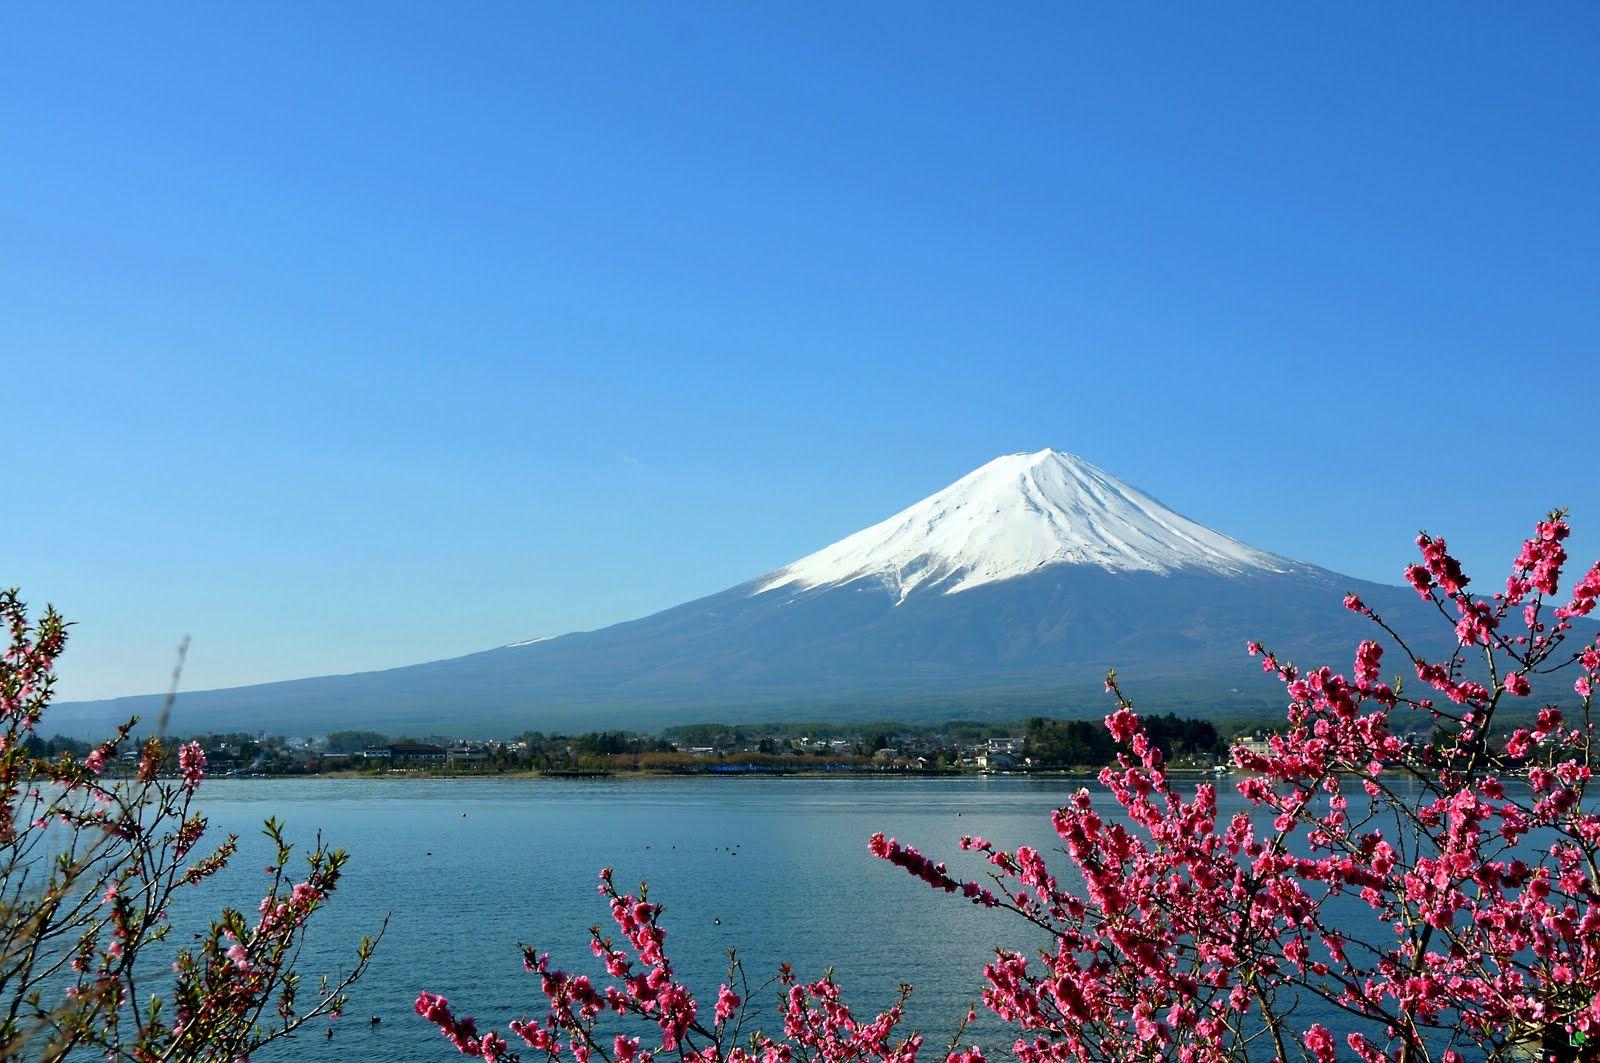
35,713,1269,780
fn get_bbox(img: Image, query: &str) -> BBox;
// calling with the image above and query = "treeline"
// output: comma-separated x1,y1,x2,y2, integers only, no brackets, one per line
327,729,680,758
516,730,676,758
21,734,91,757
331,735,870,776
326,730,389,753
1022,713,1223,769
663,719,1023,747
32,731,317,778
506,731,869,773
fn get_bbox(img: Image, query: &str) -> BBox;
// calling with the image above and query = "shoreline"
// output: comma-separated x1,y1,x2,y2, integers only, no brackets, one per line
193,766,1229,782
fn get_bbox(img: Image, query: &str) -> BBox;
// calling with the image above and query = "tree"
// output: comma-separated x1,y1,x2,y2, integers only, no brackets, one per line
326,729,389,753
0,590,379,1060
1141,712,1221,759
1022,716,1114,767
419,512,1600,1062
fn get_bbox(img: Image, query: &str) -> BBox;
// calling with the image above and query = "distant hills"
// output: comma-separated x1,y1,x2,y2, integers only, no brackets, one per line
54,450,1451,738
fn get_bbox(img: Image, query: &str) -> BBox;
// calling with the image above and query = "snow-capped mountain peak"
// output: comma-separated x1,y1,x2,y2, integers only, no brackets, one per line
757,449,1292,602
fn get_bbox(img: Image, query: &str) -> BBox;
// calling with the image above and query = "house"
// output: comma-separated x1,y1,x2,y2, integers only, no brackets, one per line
206,754,240,774
987,737,1024,755
1235,733,1274,757
390,742,447,764
978,751,1019,772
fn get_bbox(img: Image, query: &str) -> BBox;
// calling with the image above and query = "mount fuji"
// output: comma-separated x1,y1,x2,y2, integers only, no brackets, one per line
759,449,1301,599
56,450,1430,737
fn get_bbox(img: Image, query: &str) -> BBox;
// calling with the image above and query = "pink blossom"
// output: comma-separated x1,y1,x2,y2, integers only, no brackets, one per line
178,741,206,790
1559,561,1600,618
1104,707,1139,743
715,984,740,1025
1303,1024,1336,1063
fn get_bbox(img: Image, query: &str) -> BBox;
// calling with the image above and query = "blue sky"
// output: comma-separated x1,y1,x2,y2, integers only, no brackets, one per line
5,4,1598,701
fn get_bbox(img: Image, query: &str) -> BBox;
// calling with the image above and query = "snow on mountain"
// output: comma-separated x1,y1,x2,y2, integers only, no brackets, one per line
758,449,1293,602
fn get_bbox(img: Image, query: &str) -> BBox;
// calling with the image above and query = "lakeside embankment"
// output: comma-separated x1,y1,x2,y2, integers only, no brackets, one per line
39,712,1247,780
180,763,1238,782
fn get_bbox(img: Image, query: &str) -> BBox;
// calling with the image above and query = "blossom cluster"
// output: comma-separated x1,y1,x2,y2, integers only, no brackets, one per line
417,868,928,1063
871,512,1600,1061
0,588,378,1060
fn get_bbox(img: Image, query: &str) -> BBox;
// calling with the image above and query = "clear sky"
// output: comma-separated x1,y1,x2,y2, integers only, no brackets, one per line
4,4,1597,701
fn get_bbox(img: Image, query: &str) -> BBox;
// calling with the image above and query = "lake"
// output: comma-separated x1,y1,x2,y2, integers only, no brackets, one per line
184,775,1367,1060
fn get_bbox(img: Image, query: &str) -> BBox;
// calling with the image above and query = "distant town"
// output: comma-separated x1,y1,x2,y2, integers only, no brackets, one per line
31,713,1295,778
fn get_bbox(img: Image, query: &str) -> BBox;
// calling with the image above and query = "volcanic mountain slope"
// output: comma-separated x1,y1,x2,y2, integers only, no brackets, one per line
56,450,1438,737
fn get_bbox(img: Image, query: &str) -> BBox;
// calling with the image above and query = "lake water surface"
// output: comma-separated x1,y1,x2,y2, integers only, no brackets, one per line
185,776,1362,1061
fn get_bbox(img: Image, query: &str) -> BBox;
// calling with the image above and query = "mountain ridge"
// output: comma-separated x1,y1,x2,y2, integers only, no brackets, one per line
50,450,1454,737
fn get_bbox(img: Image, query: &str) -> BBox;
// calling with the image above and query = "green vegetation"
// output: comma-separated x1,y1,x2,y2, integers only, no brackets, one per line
325,729,389,753
73,711,1276,778
1022,713,1222,769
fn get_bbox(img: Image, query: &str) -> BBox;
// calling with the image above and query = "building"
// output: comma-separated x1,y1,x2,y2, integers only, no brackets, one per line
978,750,1019,772
364,742,447,764
1235,733,1274,758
